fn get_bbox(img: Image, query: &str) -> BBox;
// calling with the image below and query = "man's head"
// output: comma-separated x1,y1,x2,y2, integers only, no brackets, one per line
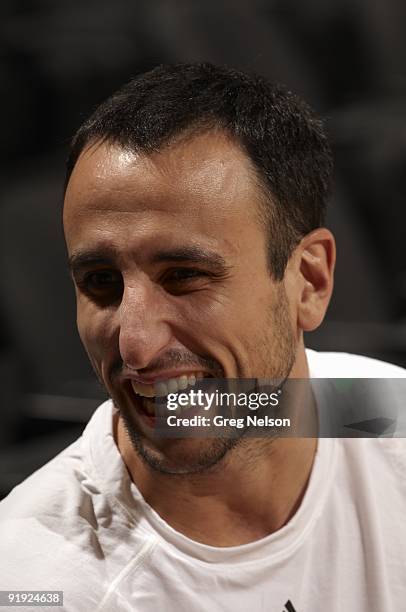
63,63,335,474
66,62,333,280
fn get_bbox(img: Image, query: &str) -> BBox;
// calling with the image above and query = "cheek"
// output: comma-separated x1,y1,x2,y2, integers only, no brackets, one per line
76,302,115,362
181,281,271,340
180,290,265,362
177,293,237,344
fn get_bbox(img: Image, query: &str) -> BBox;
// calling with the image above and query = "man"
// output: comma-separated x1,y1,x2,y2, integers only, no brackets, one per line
1,63,405,611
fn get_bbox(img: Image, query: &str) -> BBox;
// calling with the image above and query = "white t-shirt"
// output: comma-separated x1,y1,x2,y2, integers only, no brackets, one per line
0,350,405,612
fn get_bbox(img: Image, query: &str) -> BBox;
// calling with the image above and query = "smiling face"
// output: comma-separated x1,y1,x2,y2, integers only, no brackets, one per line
63,131,302,474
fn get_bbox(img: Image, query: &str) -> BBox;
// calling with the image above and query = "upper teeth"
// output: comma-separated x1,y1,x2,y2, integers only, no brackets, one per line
131,372,204,398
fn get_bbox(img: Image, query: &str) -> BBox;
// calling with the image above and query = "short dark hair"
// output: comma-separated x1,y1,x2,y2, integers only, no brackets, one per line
66,62,333,280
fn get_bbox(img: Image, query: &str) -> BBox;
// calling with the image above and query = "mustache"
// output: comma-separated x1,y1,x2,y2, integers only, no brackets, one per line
110,349,223,379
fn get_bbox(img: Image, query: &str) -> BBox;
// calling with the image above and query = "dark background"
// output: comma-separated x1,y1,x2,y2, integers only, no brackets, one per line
1,0,406,498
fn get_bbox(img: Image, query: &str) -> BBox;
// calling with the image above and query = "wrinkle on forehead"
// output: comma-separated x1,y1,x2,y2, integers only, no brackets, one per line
64,131,259,216
63,132,269,268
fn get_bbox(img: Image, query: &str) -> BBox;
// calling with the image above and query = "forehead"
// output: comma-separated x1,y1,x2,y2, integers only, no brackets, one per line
63,132,265,261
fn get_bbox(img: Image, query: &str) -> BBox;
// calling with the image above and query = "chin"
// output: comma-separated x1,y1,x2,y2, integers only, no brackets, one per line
125,427,241,476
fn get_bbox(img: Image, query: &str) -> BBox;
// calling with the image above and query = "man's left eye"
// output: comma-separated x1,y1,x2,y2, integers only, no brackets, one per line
164,268,206,282
161,268,208,292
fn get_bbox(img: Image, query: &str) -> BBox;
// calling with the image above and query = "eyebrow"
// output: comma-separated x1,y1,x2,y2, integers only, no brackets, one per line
68,246,229,275
150,246,228,270
68,252,115,275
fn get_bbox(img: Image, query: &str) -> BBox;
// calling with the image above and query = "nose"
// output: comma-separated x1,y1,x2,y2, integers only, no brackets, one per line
117,281,173,371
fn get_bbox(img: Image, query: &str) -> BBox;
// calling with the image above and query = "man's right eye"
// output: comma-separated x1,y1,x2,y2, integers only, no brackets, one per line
78,270,123,300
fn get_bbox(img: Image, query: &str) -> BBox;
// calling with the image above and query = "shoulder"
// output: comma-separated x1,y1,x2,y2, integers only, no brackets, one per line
0,401,116,590
0,400,115,524
0,437,87,592
306,348,406,378
328,436,406,569
0,436,84,525
337,436,406,510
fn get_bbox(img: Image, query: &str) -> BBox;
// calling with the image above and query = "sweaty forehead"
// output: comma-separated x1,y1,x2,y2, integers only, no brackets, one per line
64,132,259,219
62,132,267,263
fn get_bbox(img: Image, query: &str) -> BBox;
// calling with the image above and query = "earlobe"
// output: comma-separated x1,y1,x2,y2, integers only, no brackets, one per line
296,228,336,332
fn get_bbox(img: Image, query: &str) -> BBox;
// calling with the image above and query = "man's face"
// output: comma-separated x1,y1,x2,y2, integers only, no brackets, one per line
63,132,299,474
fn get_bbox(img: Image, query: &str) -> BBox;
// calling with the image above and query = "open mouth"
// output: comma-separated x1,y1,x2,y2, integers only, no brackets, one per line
126,372,216,424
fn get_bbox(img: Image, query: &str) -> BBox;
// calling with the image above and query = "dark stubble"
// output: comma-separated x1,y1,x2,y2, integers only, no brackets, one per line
116,285,297,475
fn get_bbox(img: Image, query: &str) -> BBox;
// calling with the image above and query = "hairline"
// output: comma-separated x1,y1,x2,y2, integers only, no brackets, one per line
65,124,292,277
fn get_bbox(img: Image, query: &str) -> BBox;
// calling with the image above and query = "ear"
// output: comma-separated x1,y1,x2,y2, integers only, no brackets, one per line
294,228,336,332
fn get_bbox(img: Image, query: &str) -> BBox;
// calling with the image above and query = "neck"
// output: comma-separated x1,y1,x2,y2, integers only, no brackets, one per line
116,346,317,547
117,420,317,546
